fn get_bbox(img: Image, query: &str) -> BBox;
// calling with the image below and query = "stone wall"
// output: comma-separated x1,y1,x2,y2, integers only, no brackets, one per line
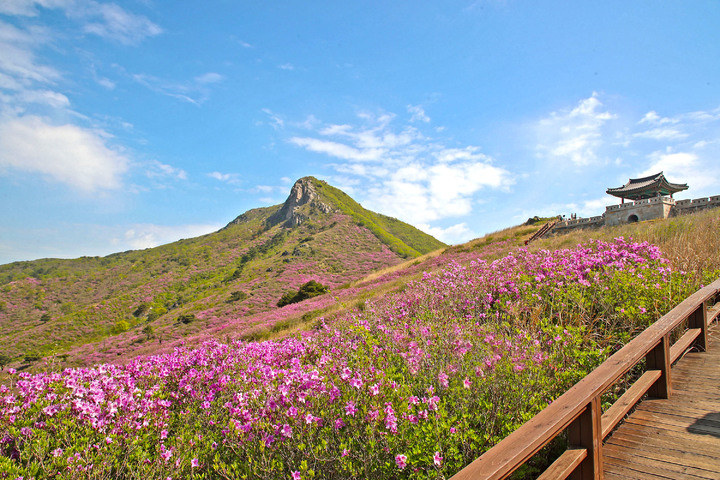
551,215,604,234
673,195,720,215
548,194,720,236
605,196,675,226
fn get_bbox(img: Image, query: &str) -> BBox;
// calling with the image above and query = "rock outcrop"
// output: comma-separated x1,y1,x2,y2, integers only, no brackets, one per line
267,177,333,227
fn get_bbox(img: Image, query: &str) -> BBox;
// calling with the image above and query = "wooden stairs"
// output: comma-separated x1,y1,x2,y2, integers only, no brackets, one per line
524,220,558,245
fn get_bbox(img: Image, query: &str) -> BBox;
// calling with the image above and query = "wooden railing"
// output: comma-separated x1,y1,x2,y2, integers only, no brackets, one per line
451,278,720,480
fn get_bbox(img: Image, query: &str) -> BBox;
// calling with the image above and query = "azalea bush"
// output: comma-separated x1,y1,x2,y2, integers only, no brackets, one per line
0,239,696,479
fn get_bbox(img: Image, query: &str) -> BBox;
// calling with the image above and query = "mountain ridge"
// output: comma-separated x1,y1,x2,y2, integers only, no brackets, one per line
0,177,446,366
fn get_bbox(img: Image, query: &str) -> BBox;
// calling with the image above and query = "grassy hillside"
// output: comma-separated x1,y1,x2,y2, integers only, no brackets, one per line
2,208,718,479
313,179,445,257
0,179,446,367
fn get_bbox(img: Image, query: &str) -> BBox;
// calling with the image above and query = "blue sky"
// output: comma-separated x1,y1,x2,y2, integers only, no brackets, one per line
1,1,720,263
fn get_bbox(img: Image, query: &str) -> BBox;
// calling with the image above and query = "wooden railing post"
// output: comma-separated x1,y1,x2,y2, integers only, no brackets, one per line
646,334,671,399
688,301,708,351
568,396,603,480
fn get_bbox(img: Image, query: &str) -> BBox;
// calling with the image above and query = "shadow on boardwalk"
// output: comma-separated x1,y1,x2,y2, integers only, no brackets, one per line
687,411,720,439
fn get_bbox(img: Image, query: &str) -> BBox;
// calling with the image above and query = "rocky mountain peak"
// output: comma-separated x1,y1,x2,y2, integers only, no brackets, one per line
268,177,333,227
286,176,318,207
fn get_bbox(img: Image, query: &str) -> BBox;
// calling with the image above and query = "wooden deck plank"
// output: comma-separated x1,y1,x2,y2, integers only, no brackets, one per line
627,410,720,436
604,443,717,479
603,321,720,479
608,429,720,457
613,424,720,454
604,434,720,471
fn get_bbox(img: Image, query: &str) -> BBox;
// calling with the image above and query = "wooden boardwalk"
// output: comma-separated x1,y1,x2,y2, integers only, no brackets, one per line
452,281,720,480
603,322,720,480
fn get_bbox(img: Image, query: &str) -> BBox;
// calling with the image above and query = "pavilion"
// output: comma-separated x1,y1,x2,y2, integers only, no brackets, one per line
543,172,719,237
606,172,688,204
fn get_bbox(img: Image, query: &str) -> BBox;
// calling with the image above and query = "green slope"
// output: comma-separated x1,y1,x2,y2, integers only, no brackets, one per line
311,178,445,258
0,178,446,366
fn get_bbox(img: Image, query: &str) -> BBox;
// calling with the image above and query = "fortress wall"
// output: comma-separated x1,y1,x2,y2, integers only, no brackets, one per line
605,197,674,226
548,194,720,237
672,195,720,215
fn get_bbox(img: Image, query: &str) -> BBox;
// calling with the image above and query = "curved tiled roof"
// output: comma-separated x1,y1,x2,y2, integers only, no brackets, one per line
606,172,688,200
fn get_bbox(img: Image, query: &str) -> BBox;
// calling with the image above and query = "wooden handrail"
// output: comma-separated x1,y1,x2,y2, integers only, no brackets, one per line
451,278,720,480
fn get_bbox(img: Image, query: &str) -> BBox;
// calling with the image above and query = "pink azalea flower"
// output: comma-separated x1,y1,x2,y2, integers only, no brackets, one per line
395,454,408,469
437,371,449,388
433,451,443,466
191,458,199,468
291,471,301,480
344,401,357,416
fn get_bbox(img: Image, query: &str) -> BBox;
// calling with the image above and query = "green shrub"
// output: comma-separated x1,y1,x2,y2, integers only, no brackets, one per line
0,354,11,370
142,325,154,340
147,306,167,322
277,280,330,307
133,303,150,317
178,313,197,325
23,352,42,363
113,320,131,334
228,291,248,303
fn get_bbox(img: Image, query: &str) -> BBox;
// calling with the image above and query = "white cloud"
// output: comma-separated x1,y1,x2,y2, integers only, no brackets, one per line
96,76,115,89
633,128,688,141
434,146,488,163
639,150,714,191
0,1,162,45
146,160,187,181
80,2,162,45
131,73,199,105
122,223,221,250
290,137,385,161
208,171,241,185
639,110,676,125
632,106,720,146
0,4,164,198
289,111,514,227
195,72,224,84
536,92,616,166
278,63,294,71
366,158,513,224
562,198,610,217
0,20,59,86
129,70,225,105
407,104,430,123
0,0,72,16
16,89,70,108
0,115,128,191
416,222,475,244
262,108,285,130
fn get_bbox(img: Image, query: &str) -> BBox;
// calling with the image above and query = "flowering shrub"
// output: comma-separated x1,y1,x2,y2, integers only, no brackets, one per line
0,239,692,479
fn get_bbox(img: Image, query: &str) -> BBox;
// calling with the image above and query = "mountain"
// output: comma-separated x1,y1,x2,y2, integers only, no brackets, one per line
0,177,445,367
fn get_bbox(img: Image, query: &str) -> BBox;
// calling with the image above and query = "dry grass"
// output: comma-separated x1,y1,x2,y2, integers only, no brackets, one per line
346,247,445,286
533,208,720,281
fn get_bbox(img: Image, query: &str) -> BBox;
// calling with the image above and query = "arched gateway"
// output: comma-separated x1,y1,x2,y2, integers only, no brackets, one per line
604,172,689,226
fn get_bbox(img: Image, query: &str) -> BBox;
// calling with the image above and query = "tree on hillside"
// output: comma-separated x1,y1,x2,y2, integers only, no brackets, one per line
142,325,155,341
0,354,11,370
277,280,329,307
